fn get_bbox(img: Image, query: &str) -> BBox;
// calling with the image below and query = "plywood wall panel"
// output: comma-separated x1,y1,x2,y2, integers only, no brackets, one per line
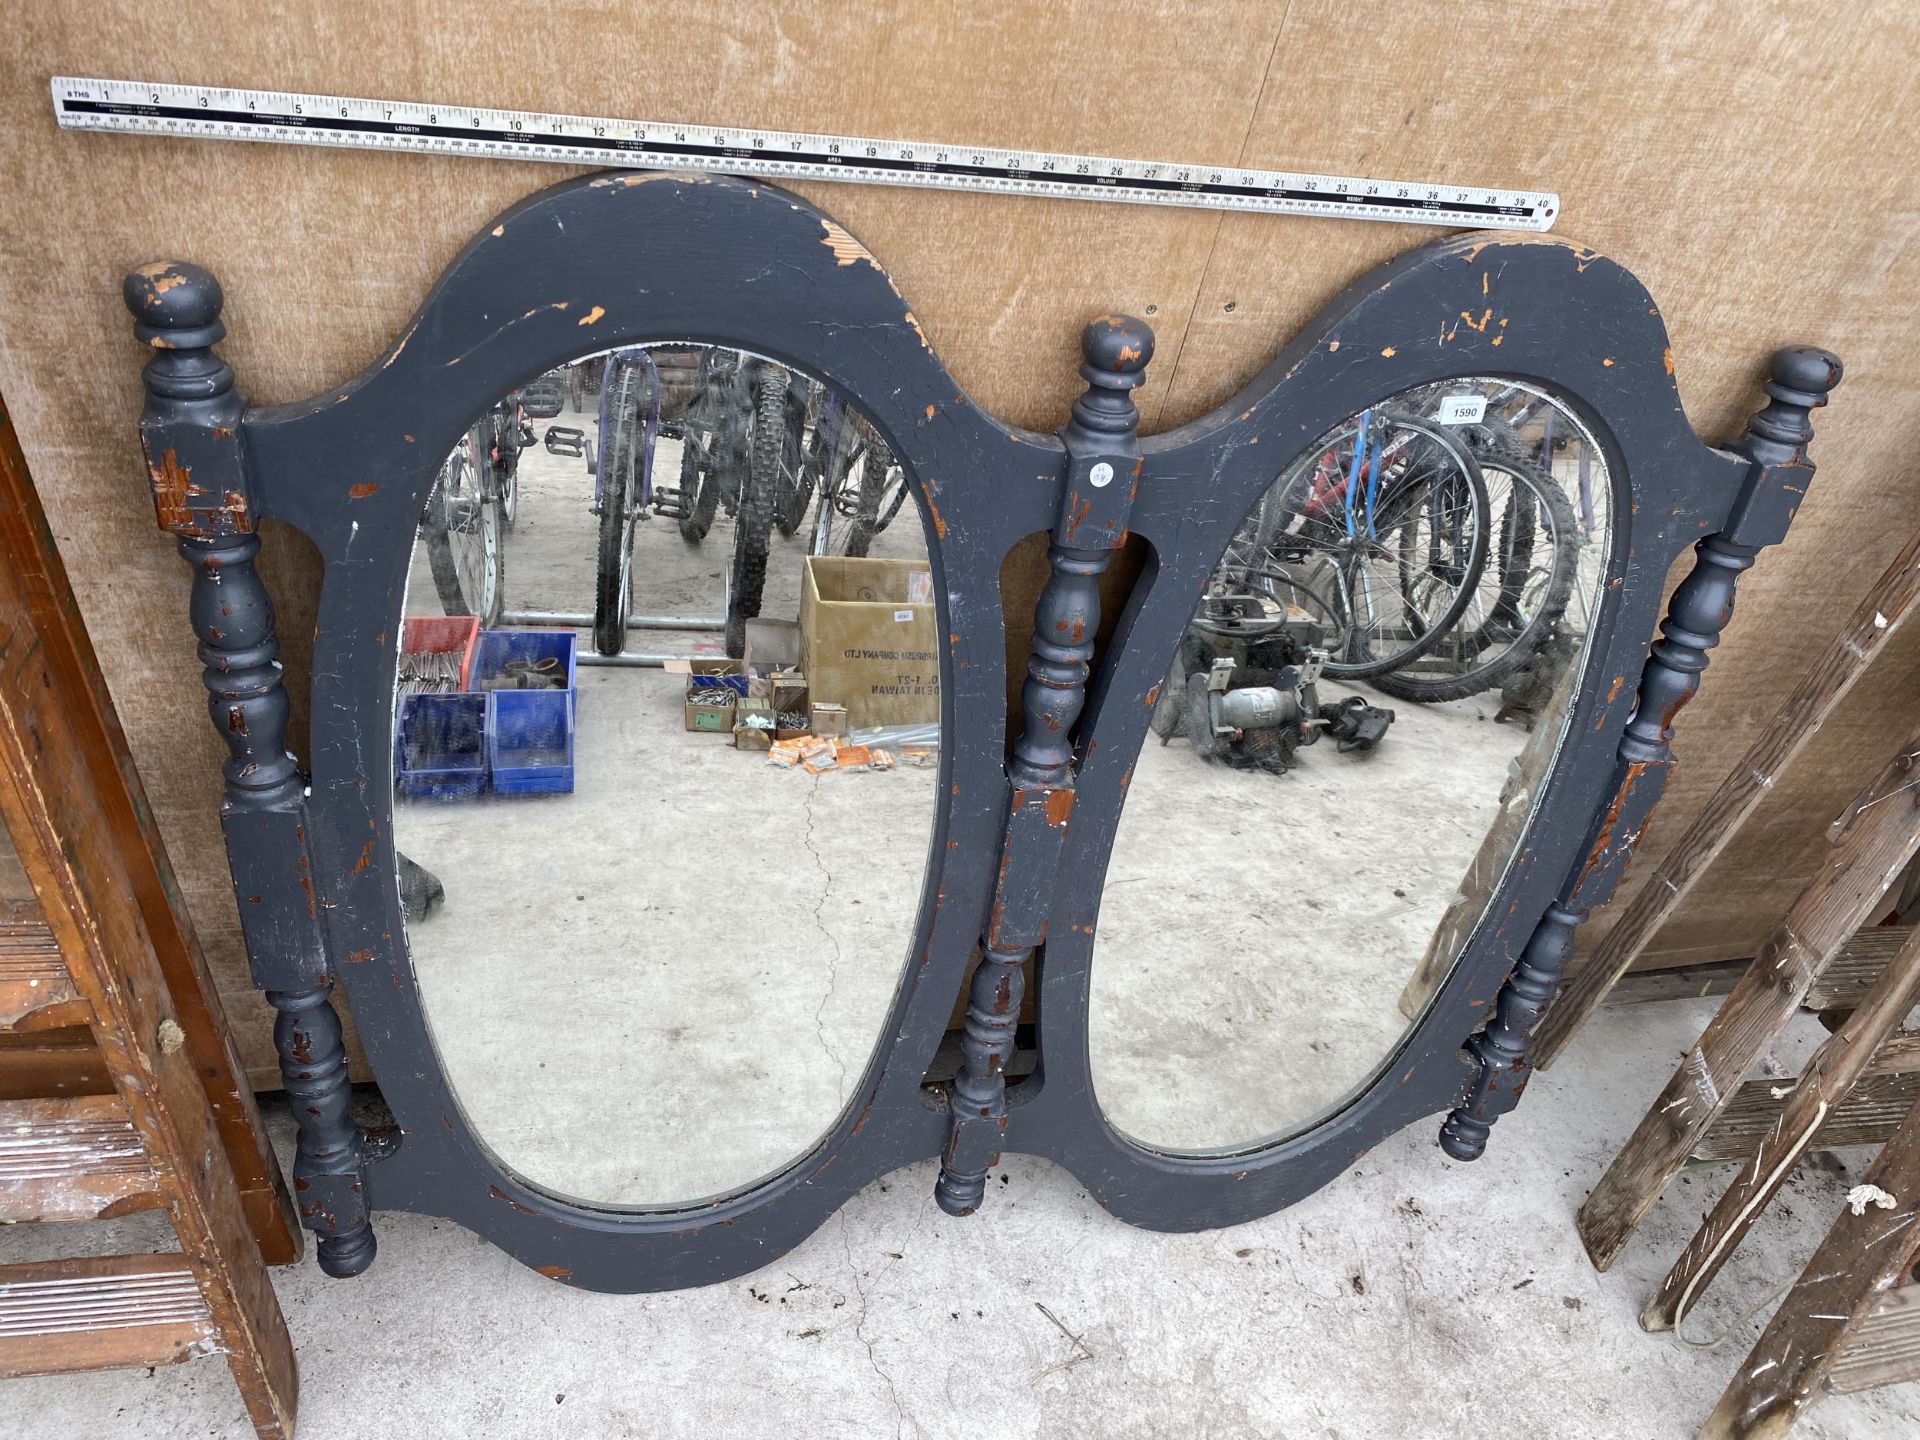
1,1,1915,1084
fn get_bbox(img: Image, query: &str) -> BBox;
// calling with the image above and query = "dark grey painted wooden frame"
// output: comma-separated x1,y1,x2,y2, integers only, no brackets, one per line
123,172,1840,1293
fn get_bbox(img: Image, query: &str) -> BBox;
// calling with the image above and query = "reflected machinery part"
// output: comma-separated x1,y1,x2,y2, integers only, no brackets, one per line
391,339,939,1209
1148,591,1394,774
1091,375,1612,1155
396,853,444,923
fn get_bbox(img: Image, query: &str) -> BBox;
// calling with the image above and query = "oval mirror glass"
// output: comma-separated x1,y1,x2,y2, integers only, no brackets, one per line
1091,379,1611,1151
391,343,940,1206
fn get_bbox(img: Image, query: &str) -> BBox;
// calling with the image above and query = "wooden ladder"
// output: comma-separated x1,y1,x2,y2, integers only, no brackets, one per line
1531,528,1920,1070
1571,726,1920,1436
1693,1007,1920,1437
1578,732,1920,1272
0,391,301,1436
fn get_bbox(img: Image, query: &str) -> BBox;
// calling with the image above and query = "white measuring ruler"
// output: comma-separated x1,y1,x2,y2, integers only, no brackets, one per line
52,78,1558,232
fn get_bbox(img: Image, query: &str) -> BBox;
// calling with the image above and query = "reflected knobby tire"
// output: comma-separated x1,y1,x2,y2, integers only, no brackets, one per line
725,371,783,656
1368,450,1578,703
593,365,648,657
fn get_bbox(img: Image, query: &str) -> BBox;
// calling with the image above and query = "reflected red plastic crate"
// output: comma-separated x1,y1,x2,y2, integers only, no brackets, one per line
400,615,480,689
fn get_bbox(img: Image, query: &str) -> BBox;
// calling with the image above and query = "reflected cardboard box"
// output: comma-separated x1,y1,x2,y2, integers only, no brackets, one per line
747,618,810,740
799,556,939,729
744,617,802,673
734,697,775,752
668,657,746,734
770,673,810,741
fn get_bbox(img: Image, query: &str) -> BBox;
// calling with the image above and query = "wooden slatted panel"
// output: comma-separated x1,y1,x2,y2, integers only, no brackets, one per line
0,1254,217,1379
1585,923,1913,1019
1693,1074,1920,1163
1807,925,1912,1011
0,1027,112,1101
0,826,26,904
1594,925,1918,1012
0,1093,161,1222
0,901,81,1030
1831,1284,1920,1394
1691,1032,1920,1163
1597,957,1749,1007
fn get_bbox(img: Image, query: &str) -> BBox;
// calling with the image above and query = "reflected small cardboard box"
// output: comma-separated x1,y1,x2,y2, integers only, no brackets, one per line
770,673,810,741
668,657,745,734
734,697,775,752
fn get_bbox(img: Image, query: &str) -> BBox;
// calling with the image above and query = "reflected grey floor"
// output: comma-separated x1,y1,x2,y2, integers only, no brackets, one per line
395,668,940,1206
1,999,1910,1439
1092,686,1526,1150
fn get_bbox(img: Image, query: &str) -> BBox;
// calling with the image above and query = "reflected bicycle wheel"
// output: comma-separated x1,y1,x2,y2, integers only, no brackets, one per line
423,423,504,627
811,424,907,558
725,366,785,656
1370,447,1577,703
1258,409,1489,679
592,356,656,657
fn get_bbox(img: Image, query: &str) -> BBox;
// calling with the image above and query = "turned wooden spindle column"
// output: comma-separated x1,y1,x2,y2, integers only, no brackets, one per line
1440,346,1843,1161
125,262,377,1277
935,316,1153,1215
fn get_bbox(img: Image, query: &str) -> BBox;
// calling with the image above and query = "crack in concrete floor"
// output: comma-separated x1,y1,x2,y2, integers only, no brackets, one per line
804,772,850,1099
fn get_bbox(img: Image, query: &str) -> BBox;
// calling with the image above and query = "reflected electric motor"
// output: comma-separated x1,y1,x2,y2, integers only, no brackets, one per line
1156,592,1395,773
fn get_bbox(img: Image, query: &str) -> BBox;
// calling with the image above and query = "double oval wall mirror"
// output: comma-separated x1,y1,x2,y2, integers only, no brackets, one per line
124,171,1837,1291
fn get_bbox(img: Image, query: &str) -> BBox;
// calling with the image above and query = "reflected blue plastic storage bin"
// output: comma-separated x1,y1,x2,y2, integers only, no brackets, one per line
395,692,488,800
475,630,577,795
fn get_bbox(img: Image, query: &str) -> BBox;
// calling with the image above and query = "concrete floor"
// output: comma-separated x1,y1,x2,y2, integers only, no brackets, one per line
396,662,941,1205
4,998,1914,1438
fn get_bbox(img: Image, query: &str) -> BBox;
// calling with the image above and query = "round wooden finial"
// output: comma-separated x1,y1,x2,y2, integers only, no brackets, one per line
124,261,236,404
123,261,225,347
1080,314,1155,388
1766,345,1843,405
1746,345,1844,449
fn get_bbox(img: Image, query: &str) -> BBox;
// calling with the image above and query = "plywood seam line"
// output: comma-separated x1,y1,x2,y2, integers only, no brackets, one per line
1146,2,1293,434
